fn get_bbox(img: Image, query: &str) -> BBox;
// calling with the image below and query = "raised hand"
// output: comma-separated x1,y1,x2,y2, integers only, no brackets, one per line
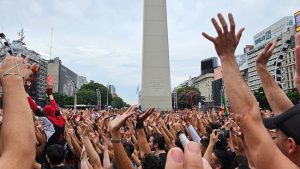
137,108,155,123
0,54,35,84
210,129,219,145
256,41,276,70
202,13,245,60
109,105,136,133
294,33,300,92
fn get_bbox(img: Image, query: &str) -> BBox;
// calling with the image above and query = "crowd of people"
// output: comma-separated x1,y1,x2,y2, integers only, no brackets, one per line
0,13,299,169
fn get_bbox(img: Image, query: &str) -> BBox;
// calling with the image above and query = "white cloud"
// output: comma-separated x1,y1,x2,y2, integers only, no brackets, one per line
0,0,299,104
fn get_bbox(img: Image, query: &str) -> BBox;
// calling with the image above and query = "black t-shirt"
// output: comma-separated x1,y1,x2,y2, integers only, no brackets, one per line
159,153,167,168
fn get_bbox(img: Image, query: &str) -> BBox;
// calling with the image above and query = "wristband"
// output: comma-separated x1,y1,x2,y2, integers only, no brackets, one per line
111,138,122,143
135,121,144,129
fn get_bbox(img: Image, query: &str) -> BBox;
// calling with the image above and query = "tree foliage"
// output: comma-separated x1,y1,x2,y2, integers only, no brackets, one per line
111,96,127,109
77,82,112,107
286,88,300,104
174,86,202,110
52,93,74,107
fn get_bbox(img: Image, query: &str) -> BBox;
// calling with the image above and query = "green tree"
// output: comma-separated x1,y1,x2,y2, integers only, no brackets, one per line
286,88,300,104
77,89,97,105
174,86,202,109
52,93,74,107
111,96,126,109
253,87,270,109
77,82,112,106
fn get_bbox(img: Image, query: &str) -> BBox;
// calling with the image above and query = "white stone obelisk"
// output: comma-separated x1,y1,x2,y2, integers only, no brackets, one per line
140,0,172,111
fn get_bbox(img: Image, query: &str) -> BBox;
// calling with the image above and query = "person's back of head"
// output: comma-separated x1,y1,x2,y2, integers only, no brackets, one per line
46,144,66,166
212,149,232,169
151,133,166,151
122,141,134,158
142,154,163,169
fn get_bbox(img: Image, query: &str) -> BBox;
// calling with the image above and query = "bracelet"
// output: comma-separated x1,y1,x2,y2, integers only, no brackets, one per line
111,138,122,143
0,72,23,80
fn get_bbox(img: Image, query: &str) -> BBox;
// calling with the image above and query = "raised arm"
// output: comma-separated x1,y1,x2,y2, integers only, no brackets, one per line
202,13,298,169
256,41,293,114
136,108,155,157
293,33,300,92
81,124,103,169
0,55,36,168
109,105,136,169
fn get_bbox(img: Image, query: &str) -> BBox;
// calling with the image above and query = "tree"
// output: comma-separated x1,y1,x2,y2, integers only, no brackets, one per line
253,87,270,109
174,86,202,109
52,93,74,107
286,88,300,105
111,96,127,109
77,82,112,106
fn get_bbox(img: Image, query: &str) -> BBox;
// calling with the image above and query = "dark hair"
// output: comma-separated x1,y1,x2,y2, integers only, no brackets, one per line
175,138,184,151
151,133,166,150
122,142,134,157
46,144,66,165
142,154,163,169
233,155,250,169
200,137,210,148
213,149,232,169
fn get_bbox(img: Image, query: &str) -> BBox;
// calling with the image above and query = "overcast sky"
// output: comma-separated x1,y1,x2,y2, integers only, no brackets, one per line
0,0,299,104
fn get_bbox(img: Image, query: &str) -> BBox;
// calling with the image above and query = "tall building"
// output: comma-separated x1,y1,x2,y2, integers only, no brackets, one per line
77,75,88,90
194,73,214,101
0,38,48,105
48,57,87,96
201,57,218,75
108,84,116,96
140,0,172,111
247,16,295,92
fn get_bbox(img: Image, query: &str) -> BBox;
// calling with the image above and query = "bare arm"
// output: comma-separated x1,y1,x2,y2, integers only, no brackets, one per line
256,41,293,115
293,33,300,92
81,125,103,169
0,56,36,168
109,106,137,169
202,13,298,169
203,130,219,162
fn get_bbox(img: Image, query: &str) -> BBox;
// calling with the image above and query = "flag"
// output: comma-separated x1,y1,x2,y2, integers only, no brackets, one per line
222,94,228,117
39,116,55,141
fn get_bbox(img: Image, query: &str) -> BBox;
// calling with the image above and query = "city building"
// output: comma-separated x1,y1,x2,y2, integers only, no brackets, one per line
48,57,87,96
108,84,116,96
201,57,218,75
194,73,214,101
77,75,88,90
247,16,295,92
0,34,48,105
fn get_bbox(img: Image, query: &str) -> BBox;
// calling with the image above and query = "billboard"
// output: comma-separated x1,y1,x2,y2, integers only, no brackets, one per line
295,11,300,32
254,16,294,46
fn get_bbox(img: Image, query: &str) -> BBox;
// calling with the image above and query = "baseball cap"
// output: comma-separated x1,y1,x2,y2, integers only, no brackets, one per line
263,104,300,145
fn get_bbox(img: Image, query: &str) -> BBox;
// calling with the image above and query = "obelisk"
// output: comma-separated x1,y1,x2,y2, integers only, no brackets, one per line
140,0,172,111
